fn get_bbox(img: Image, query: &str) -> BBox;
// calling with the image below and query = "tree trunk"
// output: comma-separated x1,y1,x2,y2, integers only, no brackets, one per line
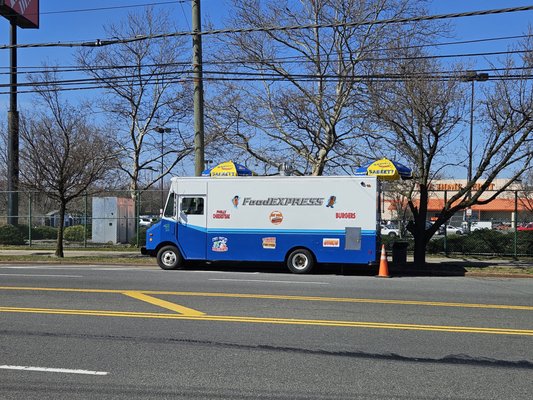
412,185,429,267
55,200,67,258
413,227,427,268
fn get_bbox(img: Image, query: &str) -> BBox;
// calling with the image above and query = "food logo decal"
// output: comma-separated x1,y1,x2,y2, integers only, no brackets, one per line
262,237,276,249
326,196,336,208
323,238,340,247
269,211,283,225
212,237,228,252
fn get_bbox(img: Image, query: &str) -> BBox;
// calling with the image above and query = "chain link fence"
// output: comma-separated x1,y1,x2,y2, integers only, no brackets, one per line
0,190,165,249
0,188,532,258
380,189,533,258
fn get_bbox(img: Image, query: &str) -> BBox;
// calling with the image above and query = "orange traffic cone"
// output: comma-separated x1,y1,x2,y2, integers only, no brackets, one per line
377,244,391,278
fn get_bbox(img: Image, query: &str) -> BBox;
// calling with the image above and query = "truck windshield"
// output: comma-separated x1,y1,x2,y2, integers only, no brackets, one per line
163,194,176,218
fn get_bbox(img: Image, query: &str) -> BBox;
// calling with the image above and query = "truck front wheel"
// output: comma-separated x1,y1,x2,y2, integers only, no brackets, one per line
286,249,315,274
157,245,183,270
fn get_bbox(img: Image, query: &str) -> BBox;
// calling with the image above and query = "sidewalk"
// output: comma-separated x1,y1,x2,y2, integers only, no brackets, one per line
0,249,144,258
388,255,533,277
424,255,533,269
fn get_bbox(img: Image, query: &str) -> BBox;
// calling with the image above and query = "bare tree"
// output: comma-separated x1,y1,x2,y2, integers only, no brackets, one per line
77,8,194,194
518,170,533,215
368,48,533,266
210,0,434,175
20,70,117,257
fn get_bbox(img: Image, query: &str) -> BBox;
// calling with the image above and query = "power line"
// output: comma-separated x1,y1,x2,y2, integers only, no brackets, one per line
3,66,532,96
0,45,529,79
0,1,188,19
1,32,529,70
1,5,533,50
43,1,190,15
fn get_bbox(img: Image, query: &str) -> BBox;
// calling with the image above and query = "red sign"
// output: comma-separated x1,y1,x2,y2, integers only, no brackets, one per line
0,0,39,28
212,210,231,219
335,212,356,219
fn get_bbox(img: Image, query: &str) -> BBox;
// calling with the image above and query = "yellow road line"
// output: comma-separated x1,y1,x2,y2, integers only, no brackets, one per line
0,286,532,311
0,306,532,336
122,291,205,316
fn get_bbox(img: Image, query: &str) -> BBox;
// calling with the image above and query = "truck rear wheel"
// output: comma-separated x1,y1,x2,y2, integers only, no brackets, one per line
157,245,183,270
287,249,314,274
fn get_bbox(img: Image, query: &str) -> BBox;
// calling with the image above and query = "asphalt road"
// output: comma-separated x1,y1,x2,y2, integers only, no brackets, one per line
0,263,532,399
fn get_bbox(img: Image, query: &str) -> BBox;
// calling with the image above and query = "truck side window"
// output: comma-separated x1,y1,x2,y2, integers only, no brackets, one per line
181,197,204,215
164,194,176,218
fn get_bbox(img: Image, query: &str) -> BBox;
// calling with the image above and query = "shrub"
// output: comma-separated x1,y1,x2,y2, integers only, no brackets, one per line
0,224,26,245
31,225,58,240
426,236,443,254
517,231,533,256
64,225,89,242
427,229,522,256
461,230,512,255
14,224,30,240
130,226,147,247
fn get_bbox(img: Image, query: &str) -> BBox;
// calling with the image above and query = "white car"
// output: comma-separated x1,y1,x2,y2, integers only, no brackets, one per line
139,215,158,227
380,224,400,237
438,225,463,235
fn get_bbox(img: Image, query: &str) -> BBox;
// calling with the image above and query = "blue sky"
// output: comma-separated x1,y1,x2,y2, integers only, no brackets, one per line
1,0,532,177
2,0,532,81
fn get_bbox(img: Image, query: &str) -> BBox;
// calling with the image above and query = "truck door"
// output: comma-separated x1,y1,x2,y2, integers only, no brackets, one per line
177,196,207,260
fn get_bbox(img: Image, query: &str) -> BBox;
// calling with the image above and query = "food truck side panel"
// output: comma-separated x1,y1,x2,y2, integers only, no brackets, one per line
203,176,377,264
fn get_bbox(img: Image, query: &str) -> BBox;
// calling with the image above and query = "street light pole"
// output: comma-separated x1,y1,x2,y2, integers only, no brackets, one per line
468,78,475,190
462,70,489,231
463,70,489,191
155,127,171,212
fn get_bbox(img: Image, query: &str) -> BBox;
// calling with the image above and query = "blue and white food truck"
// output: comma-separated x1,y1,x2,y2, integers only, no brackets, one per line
141,175,379,273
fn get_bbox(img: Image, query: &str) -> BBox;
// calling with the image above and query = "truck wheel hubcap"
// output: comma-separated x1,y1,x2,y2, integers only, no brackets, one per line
162,251,176,266
292,254,308,270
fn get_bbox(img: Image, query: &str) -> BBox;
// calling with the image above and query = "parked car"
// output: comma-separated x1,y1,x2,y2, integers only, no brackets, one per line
470,221,492,231
380,224,400,237
517,222,533,232
139,215,158,227
438,225,463,235
493,221,512,231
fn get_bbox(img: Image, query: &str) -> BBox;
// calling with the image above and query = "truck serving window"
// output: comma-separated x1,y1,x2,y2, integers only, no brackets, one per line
181,197,204,215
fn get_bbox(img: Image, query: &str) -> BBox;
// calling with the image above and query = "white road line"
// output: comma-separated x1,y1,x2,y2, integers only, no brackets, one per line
0,273,83,278
0,266,90,270
0,266,69,269
0,365,108,375
0,266,156,272
90,268,158,271
209,278,329,285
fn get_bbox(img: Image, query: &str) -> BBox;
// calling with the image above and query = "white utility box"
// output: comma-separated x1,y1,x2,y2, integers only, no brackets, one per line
92,197,135,244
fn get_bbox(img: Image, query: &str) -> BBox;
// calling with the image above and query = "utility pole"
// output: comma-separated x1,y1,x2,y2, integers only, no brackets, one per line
7,18,19,225
1,0,39,225
192,0,205,176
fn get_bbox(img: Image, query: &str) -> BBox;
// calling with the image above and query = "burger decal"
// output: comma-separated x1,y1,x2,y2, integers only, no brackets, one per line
269,211,283,225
